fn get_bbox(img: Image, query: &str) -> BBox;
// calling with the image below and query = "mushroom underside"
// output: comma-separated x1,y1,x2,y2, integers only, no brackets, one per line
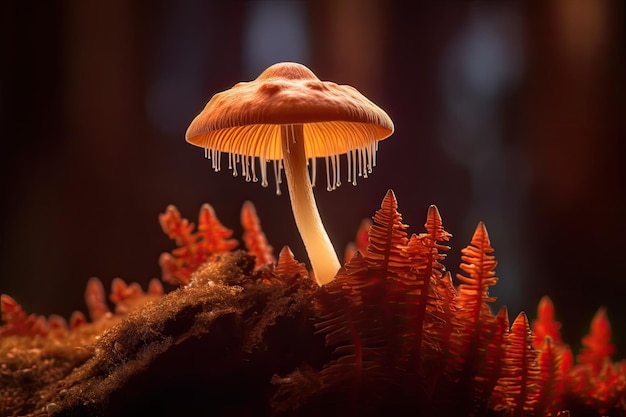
199,122,383,194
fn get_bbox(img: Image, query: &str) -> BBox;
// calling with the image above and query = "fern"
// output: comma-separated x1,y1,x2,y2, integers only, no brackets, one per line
316,251,374,387
404,205,452,375
274,246,308,283
241,200,275,269
443,222,506,415
535,336,570,416
158,204,238,286
314,190,425,413
4,193,626,417
0,294,48,337
84,277,111,321
494,312,541,416
569,308,624,414
109,277,163,314
531,296,563,348
576,307,615,372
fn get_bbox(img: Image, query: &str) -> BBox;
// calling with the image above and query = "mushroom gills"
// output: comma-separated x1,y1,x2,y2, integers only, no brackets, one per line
203,140,379,195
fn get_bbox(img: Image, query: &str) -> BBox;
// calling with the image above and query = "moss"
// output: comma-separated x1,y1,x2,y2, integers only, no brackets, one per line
1,252,320,416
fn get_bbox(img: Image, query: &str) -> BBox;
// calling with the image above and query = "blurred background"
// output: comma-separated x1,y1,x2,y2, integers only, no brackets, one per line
1,1,624,355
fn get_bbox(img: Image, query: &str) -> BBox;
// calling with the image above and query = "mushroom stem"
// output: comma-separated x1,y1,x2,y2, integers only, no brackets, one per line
281,124,341,286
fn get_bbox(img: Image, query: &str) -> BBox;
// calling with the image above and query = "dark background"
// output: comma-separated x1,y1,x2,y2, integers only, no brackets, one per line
1,1,624,356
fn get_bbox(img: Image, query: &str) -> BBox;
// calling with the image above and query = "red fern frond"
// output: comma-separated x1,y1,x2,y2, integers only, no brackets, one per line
576,307,615,372
535,336,569,416
426,271,458,353
421,271,458,394
360,190,422,375
69,310,87,329
0,294,48,337
560,344,574,376
355,219,371,255
84,277,111,322
274,246,308,283
494,312,541,416
446,222,500,370
241,200,275,269
365,189,410,272
456,221,498,317
1,294,24,325
316,190,416,391
490,306,510,378
344,219,372,263
532,296,563,349
110,278,143,306
343,242,357,266
442,222,505,415
316,251,374,387
147,278,164,296
109,278,164,315
569,308,624,413
196,203,239,254
406,205,452,372
422,205,453,248
46,314,69,334
159,204,194,246
4,276,164,339
159,204,238,286
570,358,626,414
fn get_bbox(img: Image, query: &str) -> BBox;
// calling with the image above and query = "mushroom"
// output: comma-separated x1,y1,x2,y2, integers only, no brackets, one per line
186,62,393,285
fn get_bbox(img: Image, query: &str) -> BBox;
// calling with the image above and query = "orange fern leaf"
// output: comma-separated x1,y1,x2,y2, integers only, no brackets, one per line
315,191,460,415
316,251,373,387
343,242,357,266
569,308,624,413
532,296,563,349
422,270,458,395
365,189,410,271
241,200,275,269
576,307,615,372
535,336,570,416
0,294,47,337
109,278,163,315
361,190,424,374
570,358,626,414
456,221,498,316
316,190,416,389
147,278,164,296
426,271,458,354
1,294,23,325
69,310,87,329
494,312,541,416
196,203,239,254
344,219,372,263
446,222,500,370
274,246,308,282
404,205,452,372
110,278,143,305
84,277,111,322
159,204,238,286
159,204,194,246
46,314,69,334
442,222,505,415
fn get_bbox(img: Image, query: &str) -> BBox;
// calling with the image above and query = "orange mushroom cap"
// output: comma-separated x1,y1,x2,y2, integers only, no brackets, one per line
186,62,394,161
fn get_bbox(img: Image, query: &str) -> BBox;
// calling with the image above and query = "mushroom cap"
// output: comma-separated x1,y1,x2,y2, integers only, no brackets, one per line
186,62,394,160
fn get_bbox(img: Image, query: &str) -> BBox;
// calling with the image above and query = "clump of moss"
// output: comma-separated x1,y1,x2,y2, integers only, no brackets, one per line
2,251,321,417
